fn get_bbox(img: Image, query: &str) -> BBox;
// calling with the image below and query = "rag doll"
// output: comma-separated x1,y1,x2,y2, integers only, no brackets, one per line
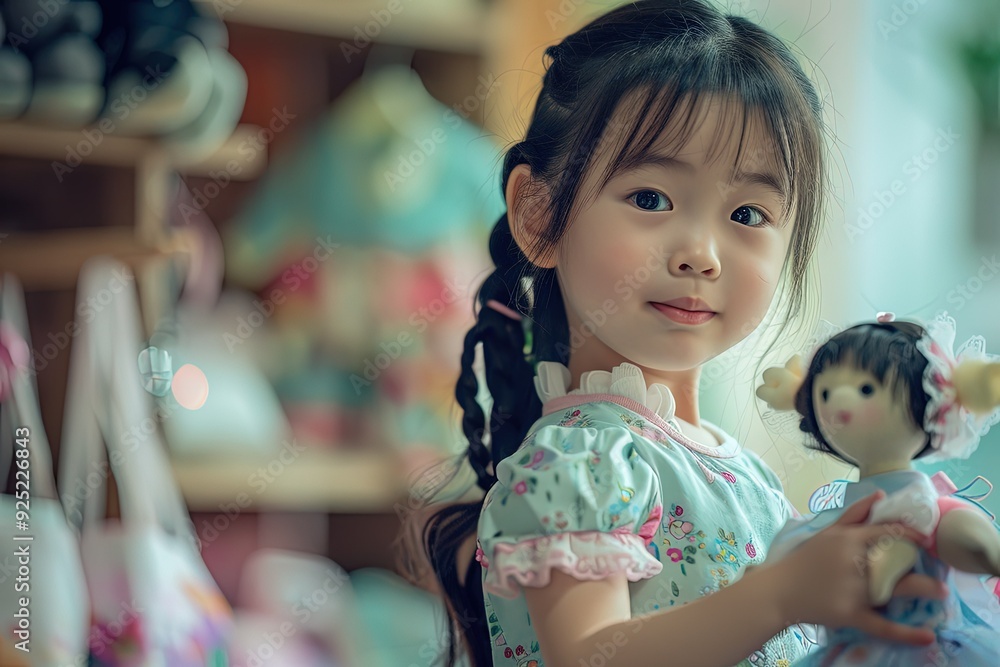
755,312,1000,665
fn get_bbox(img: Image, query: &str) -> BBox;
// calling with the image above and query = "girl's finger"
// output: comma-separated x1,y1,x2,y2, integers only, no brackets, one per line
891,573,949,600
860,523,930,549
834,491,886,526
854,610,936,647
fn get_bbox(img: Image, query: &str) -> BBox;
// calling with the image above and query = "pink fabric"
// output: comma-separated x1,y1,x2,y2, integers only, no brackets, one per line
930,471,958,496
483,530,664,599
638,504,663,543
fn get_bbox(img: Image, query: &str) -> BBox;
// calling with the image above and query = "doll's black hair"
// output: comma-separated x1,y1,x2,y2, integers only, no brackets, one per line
794,321,935,463
401,1,829,665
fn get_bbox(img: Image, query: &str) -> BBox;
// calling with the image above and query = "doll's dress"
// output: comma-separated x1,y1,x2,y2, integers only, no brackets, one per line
766,470,1000,666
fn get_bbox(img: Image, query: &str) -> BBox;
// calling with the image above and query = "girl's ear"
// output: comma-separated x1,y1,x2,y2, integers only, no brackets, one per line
506,163,558,269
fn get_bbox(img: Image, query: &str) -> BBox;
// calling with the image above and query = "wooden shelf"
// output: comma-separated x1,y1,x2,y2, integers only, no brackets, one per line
203,0,488,54
172,448,412,513
0,122,266,180
0,227,195,291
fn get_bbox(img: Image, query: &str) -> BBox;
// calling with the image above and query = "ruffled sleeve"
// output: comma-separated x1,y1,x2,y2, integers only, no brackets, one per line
477,423,664,599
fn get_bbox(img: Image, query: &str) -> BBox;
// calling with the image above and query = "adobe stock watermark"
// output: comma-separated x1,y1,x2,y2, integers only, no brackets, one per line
60,395,186,530
349,275,478,393
384,72,497,191
852,513,914,577
554,245,669,358
338,0,416,63
179,107,297,223
5,0,69,53
575,579,681,667
403,608,479,667
545,0,589,29
844,126,959,242
239,566,351,667
51,65,171,182
944,254,1000,310
877,0,935,39
222,234,340,351
394,409,512,522
195,438,308,551
89,599,146,661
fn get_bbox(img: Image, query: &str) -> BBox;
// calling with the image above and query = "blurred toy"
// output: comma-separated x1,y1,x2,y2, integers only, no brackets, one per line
756,312,1000,665
0,10,32,118
1,0,105,125
228,549,364,667
219,57,501,455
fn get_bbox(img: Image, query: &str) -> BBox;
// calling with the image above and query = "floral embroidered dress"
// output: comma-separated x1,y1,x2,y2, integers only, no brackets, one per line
476,361,818,667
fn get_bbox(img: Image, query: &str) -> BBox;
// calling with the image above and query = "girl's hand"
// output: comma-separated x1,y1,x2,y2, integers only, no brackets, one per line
763,490,947,646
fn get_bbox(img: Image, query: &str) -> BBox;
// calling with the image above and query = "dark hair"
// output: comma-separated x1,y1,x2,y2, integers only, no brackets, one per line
794,321,935,462
406,1,829,665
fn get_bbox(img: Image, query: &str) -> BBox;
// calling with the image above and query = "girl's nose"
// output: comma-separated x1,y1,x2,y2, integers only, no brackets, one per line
667,235,721,278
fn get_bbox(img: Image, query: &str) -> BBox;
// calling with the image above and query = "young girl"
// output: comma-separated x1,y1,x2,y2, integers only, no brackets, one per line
413,1,946,665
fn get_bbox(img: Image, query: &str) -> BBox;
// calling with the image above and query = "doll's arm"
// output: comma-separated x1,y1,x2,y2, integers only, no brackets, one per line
868,538,920,606
935,507,1000,577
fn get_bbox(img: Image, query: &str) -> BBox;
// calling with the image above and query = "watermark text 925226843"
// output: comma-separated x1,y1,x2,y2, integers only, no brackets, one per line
11,426,32,654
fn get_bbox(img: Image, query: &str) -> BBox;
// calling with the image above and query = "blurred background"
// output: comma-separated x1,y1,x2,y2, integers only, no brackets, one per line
0,0,997,665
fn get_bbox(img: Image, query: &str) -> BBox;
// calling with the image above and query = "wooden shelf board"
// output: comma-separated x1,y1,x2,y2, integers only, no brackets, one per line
172,448,413,513
205,0,488,54
0,122,266,180
0,227,194,291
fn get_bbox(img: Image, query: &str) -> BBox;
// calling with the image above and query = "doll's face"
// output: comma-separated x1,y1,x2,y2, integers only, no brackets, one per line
549,94,794,373
812,360,927,470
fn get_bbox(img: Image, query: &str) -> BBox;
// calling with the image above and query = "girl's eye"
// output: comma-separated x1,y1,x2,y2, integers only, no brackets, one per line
821,389,829,402
731,205,770,227
860,383,875,397
628,189,671,211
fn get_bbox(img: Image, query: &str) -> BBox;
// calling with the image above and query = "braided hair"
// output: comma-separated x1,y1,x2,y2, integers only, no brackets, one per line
407,1,830,664
419,144,569,667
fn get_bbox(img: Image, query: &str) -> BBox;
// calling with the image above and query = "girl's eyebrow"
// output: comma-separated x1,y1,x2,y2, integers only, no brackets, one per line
730,167,788,208
619,152,788,207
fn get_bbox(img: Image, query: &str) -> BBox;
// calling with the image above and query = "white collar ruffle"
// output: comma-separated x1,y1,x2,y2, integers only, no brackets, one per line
534,361,680,428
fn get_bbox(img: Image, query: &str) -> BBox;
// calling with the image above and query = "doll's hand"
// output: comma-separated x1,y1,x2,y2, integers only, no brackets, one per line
763,490,947,646
756,354,804,411
953,359,1000,414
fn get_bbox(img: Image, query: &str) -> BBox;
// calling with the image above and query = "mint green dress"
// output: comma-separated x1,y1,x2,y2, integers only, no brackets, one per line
476,361,817,667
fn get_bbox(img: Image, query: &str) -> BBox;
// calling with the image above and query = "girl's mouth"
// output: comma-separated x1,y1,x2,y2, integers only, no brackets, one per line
649,302,716,325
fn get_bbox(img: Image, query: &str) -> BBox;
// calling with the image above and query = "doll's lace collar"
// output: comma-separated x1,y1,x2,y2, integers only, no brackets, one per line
533,361,740,457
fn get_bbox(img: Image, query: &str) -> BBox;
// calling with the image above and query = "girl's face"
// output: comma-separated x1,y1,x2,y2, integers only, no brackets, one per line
811,359,927,470
552,95,794,375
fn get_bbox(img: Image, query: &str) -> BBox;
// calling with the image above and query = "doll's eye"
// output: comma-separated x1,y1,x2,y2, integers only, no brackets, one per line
860,383,875,397
820,389,829,402
628,189,671,211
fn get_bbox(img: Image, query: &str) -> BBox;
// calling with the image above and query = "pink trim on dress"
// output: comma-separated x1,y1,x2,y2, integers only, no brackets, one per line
542,393,738,458
483,530,664,599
